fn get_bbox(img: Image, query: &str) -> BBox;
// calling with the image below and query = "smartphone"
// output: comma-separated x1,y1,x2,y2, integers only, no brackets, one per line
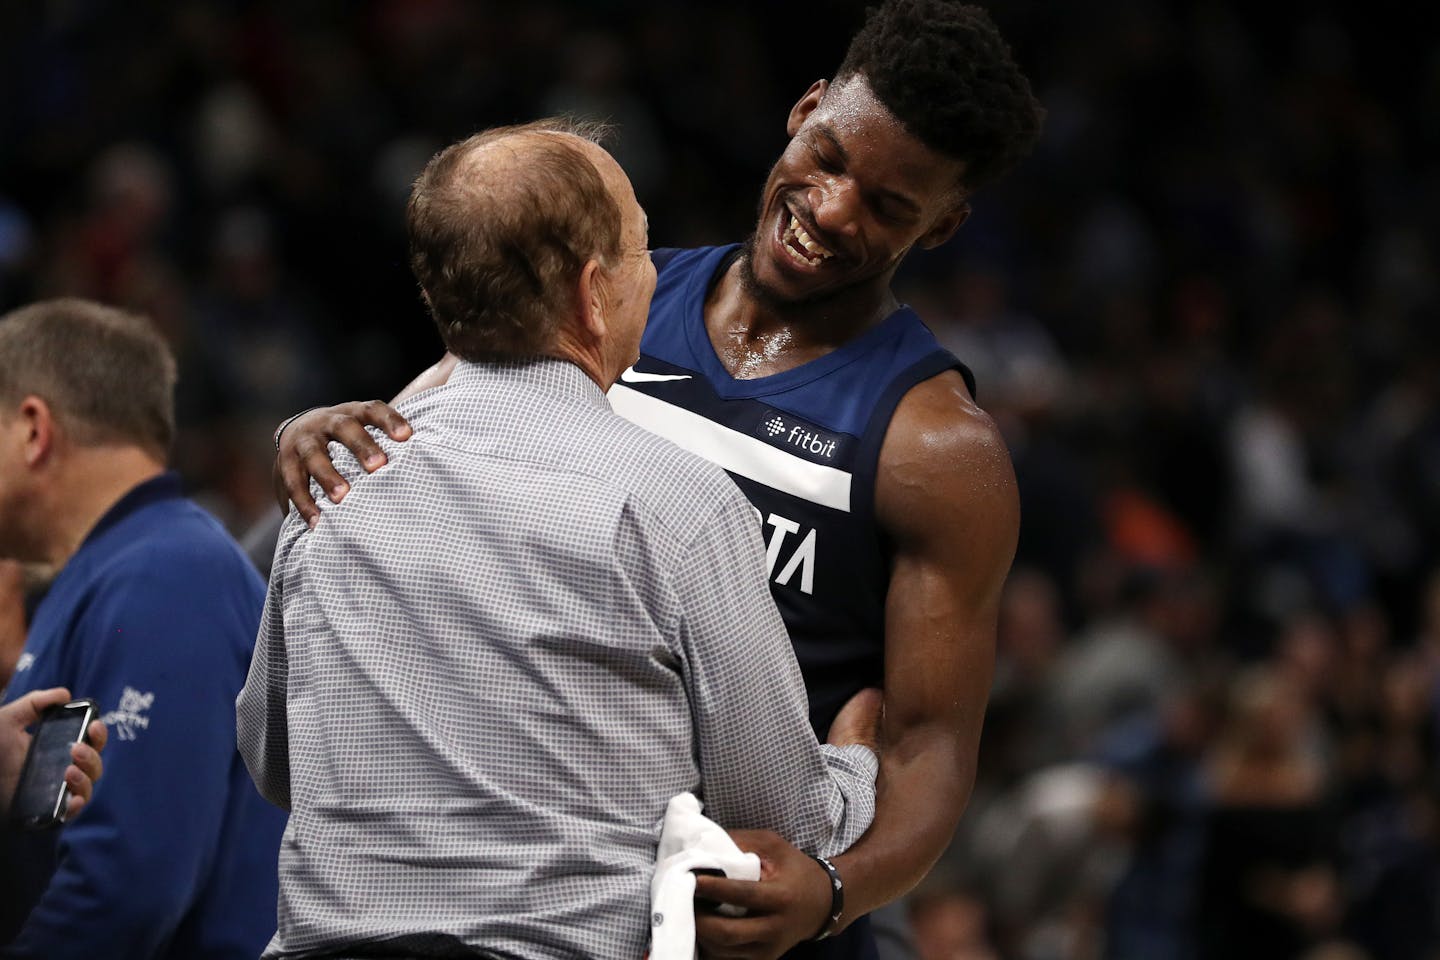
10,698,101,830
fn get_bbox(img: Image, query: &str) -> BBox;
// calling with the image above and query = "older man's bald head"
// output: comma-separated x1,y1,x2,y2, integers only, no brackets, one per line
407,119,624,361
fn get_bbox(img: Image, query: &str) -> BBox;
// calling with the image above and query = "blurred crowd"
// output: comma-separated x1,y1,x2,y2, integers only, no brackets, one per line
1,1,1437,958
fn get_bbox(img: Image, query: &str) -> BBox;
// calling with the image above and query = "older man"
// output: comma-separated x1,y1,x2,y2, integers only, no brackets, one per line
237,120,878,960
0,298,285,958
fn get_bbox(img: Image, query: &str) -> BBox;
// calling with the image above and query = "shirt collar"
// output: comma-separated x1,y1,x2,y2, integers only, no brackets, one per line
80,471,185,548
449,357,609,410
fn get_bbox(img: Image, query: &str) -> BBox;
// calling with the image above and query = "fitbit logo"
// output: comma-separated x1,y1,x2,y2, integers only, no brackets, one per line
757,414,841,460
785,425,838,459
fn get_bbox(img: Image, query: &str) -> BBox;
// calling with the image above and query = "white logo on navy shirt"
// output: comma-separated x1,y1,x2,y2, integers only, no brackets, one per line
619,366,693,384
102,687,155,741
754,509,817,596
757,415,841,461
783,424,838,460
14,652,34,674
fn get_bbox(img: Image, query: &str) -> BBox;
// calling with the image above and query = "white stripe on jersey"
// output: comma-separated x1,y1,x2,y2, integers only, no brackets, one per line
608,383,853,513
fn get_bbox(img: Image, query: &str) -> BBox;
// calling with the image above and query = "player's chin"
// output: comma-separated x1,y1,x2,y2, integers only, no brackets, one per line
746,260,814,307
743,234,841,306
756,243,836,298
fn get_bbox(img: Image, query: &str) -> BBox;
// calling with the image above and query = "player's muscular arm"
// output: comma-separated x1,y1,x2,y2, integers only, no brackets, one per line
271,352,458,524
831,370,1017,920
694,372,1017,957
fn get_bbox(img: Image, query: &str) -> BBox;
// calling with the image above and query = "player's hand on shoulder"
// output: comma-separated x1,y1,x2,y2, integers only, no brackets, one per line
693,829,833,960
272,401,413,527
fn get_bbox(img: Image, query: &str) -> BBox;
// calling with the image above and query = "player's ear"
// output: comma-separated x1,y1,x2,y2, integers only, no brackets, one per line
918,200,970,250
786,80,829,137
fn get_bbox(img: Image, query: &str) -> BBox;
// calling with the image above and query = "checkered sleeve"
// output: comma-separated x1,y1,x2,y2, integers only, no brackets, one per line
674,488,876,856
236,510,306,811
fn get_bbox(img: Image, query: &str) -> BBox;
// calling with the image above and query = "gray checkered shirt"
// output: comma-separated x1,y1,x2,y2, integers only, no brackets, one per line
237,359,877,960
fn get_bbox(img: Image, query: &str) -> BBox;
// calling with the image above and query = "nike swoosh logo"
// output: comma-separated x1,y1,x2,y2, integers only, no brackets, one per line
619,366,694,383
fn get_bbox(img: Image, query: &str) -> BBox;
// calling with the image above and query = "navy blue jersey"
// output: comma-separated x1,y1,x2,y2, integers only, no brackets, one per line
611,245,973,737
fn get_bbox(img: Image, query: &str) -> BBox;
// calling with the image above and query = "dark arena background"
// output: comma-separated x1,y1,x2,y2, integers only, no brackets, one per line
2,1,1438,957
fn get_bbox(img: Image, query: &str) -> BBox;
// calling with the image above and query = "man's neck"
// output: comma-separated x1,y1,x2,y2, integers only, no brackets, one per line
35,447,166,569
544,339,612,392
705,257,900,379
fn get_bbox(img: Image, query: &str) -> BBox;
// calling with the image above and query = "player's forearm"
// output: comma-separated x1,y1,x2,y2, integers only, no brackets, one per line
829,723,973,926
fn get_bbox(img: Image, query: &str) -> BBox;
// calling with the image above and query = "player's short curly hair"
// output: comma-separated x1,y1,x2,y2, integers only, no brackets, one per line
834,0,1044,191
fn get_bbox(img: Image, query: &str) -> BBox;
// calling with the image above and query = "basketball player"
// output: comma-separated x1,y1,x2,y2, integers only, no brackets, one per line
272,2,1042,957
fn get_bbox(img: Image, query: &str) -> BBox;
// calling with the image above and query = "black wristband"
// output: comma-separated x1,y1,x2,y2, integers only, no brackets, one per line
273,407,322,453
809,855,844,941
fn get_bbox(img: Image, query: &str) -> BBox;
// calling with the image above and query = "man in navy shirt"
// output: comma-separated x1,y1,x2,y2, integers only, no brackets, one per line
273,2,1043,956
0,299,286,959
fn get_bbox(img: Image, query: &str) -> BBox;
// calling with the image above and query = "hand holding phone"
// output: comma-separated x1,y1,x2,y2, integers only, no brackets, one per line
6,694,104,829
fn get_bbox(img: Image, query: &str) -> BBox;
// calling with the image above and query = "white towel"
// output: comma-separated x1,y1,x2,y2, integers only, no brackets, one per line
648,792,761,960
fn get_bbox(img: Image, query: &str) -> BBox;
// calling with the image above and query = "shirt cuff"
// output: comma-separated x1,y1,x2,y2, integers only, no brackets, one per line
820,743,879,781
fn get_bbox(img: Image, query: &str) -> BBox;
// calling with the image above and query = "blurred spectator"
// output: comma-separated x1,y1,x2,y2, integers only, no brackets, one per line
1199,668,1341,959
970,763,1137,959
983,567,1072,781
1048,570,1189,754
909,878,1001,960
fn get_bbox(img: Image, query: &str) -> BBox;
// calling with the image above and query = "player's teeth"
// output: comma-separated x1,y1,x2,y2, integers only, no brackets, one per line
791,219,832,259
783,211,832,264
